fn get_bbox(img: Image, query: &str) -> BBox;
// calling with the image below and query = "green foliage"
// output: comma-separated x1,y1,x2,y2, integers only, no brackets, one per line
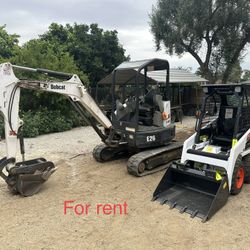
0,23,127,137
228,62,242,83
242,70,250,81
10,39,89,119
12,39,88,82
41,23,129,85
21,108,86,138
150,0,250,83
0,25,19,61
196,61,243,83
0,108,85,138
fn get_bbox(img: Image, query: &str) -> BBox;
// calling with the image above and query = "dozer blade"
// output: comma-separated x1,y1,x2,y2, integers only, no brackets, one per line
152,163,229,222
6,158,56,197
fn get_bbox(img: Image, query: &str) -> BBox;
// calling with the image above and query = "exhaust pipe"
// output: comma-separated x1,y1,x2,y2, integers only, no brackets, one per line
152,163,229,222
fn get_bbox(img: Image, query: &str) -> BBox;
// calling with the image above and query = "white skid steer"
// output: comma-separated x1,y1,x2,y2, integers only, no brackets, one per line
153,83,250,222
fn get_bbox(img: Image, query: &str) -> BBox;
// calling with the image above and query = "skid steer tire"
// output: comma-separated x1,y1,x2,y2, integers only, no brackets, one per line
231,157,245,195
243,154,250,184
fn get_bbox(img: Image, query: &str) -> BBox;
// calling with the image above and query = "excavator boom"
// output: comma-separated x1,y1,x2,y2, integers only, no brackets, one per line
0,62,113,196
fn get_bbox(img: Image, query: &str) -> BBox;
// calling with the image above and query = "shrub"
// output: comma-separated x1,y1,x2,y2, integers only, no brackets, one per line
20,108,87,138
0,105,90,138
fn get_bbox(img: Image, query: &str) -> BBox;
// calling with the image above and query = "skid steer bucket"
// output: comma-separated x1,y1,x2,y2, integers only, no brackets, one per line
1,158,56,197
152,163,229,222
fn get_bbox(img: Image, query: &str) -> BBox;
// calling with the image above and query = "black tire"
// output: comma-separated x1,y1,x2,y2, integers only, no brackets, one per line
231,157,246,195
242,154,250,183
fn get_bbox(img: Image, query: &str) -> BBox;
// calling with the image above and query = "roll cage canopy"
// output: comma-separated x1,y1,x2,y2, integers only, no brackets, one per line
111,59,171,131
196,83,250,144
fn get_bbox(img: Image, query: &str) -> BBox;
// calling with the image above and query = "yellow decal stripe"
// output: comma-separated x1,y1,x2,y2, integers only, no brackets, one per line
232,139,238,148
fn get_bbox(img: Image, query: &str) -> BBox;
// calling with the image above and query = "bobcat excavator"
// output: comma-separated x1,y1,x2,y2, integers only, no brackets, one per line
0,59,182,197
153,83,250,222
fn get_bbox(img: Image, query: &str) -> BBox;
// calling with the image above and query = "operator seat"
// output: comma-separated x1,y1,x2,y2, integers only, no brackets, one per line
138,89,164,127
212,106,238,147
138,89,156,126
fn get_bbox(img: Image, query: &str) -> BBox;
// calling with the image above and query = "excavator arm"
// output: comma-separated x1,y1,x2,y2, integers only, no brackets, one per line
0,62,113,196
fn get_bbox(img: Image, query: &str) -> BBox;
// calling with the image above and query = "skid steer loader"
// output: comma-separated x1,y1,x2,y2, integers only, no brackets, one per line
0,59,182,196
153,83,250,222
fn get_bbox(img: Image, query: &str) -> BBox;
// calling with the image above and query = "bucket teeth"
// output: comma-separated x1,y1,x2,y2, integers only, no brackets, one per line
191,210,199,218
180,206,188,214
151,195,158,202
6,158,56,196
202,216,208,223
160,199,168,205
170,202,177,209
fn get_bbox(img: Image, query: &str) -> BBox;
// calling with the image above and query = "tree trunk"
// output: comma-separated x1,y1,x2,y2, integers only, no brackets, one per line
222,34,250,83
200,65,216,84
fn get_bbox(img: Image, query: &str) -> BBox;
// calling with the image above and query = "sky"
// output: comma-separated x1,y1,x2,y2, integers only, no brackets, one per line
1,0,250,72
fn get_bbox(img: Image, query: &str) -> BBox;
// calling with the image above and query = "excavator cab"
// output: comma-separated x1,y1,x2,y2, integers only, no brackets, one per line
93,59,182,176
153,83,250,221
110,59,175,149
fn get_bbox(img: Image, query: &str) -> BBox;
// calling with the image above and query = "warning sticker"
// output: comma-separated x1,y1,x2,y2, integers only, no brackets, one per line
225,108,233,119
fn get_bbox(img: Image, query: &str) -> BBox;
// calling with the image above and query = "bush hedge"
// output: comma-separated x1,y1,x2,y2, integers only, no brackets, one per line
0,108,87,138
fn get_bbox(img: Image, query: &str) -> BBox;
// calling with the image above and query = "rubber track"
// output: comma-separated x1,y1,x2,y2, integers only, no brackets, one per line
127,141,183,177
92,144,107,162
93,143,128,162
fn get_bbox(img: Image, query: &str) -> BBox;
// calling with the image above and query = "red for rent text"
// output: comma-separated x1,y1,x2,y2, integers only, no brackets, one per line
64,200,128,216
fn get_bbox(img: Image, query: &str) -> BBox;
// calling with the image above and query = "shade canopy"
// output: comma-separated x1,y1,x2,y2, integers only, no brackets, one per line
98,67,208,85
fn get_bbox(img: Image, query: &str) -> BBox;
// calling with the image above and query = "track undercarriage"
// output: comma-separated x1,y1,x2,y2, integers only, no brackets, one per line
93,141,182,176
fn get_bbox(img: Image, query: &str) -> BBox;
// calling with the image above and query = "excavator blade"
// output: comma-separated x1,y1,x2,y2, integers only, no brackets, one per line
6,158,56,197
152,162,229,222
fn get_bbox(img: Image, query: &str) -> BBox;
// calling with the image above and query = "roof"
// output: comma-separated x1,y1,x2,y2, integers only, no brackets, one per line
98,68,208,85
115,59,153,70
148,69,208,83
115,58,169,71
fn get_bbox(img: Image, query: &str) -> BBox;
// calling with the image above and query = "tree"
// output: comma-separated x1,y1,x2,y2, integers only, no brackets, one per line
0,25,19,60
11,38,88,113
196,61,243,83
41,23,129,85
228,62,242,83
4,38,89,137
0,23,128,137
242,70,250,81
150,0,250,83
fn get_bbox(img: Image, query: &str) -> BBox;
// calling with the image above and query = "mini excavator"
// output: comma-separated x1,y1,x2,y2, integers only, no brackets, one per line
0,59,182,196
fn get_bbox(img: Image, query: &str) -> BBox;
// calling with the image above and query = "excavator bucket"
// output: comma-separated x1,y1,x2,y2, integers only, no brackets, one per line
3,158,56,197
152,163,229,222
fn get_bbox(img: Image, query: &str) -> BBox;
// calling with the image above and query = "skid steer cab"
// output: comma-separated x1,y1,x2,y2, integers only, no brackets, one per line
153,83,250,222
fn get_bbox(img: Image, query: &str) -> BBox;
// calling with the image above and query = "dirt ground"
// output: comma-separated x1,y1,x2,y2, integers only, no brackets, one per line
0,117,250,250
